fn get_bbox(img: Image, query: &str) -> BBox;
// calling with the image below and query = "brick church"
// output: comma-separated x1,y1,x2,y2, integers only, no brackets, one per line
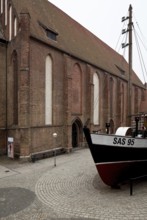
0,0,146,159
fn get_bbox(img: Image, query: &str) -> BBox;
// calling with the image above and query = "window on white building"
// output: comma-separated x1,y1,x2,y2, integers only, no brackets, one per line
93,72,99,125
45,55,52,125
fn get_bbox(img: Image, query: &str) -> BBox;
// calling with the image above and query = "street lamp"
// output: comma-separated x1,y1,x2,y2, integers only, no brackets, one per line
53,132,57,166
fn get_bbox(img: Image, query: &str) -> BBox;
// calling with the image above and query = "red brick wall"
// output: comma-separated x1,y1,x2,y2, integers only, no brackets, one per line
0,43,7,154
0,2,146,157
0,43,7,128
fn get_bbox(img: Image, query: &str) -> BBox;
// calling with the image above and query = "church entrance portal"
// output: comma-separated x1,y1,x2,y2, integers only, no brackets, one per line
72,119,83,148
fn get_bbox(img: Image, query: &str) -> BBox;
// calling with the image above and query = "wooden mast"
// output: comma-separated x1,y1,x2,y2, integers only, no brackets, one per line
122,4,133,125
128,4,133,125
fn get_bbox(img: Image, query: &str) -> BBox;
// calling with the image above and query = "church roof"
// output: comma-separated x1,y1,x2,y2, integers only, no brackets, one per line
12,0,144,87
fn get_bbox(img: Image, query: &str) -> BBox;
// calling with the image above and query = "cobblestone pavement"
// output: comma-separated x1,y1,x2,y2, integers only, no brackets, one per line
1,148,147,219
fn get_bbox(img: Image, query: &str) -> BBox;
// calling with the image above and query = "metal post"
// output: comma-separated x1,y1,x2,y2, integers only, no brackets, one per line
130,179,133,196
54,149,56,166
53,133,57,167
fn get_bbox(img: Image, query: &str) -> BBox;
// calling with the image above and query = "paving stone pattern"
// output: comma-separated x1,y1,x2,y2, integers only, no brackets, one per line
0,148,147,219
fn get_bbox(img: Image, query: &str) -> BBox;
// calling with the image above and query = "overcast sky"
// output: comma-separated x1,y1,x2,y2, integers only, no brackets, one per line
49,0,147,83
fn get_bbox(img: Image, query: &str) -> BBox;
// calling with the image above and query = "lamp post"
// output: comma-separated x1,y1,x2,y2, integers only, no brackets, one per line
53,132,57,166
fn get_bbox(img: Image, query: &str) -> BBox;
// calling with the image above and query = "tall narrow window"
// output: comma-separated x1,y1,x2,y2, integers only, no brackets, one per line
121,84,125,123
1,0,3,13
110,77,114,118
14,17,17,36
45,55,52,125
9,6,12,41
134,87,138,114
5,0,7,25
93,73,99,125
12,51,18,125
71,64,82,114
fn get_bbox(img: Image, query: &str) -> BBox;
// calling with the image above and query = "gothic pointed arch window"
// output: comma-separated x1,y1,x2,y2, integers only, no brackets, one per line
12,50,18,125
71,63,82,114
45,55,52,125
93,72,99,125
134,87,139,114
5,0,7,25
110,77,114,117
14,16,17,37
121,83,125,123
1,0,3,13
9,5,12,41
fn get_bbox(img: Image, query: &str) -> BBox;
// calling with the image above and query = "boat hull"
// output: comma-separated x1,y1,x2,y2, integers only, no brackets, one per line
96,161,147,186
83,127,147,186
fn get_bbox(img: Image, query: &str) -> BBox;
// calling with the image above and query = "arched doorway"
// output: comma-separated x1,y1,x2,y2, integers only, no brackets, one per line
72,119,83,148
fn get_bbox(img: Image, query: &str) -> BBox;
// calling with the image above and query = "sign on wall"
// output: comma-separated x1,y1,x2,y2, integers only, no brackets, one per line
8,137,14,158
